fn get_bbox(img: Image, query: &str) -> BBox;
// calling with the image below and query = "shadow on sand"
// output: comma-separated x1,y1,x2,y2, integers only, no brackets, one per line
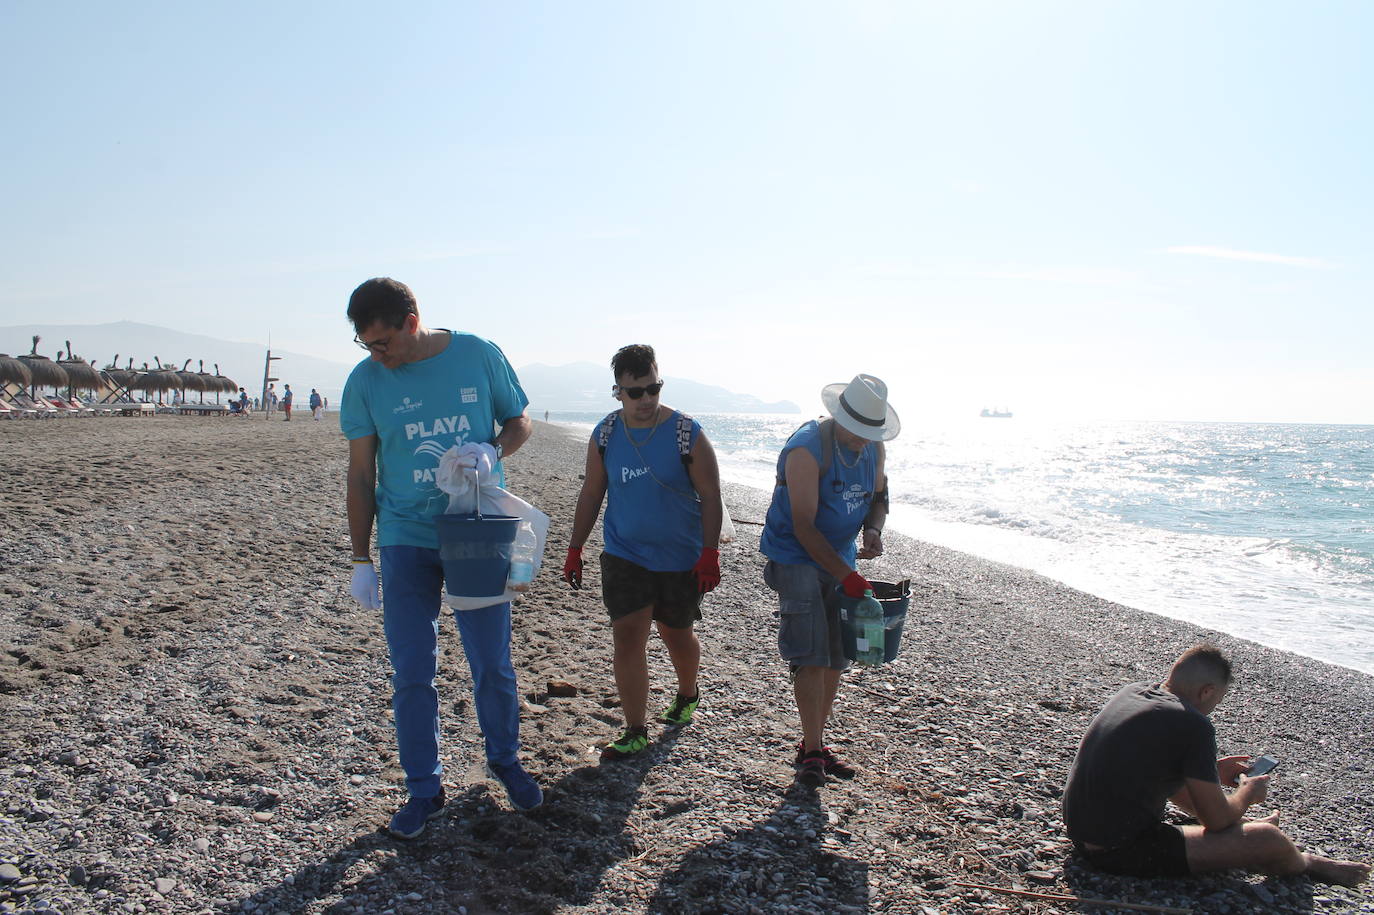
1062,848,1316,914
230,730,682,913
646,781,869,913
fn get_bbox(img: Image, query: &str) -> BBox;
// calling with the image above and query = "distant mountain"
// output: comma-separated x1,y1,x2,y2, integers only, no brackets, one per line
0,321,354,403
517,362,799,414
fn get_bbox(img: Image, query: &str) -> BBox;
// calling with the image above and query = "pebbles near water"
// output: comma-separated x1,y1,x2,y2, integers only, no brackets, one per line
1,415,1371,914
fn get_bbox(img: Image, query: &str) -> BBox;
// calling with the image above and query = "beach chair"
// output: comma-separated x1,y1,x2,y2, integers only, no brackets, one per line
0,399,28,419
7,390,57,418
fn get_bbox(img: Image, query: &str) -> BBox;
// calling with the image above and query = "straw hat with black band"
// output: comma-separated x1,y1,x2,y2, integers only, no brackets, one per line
820,374,900,442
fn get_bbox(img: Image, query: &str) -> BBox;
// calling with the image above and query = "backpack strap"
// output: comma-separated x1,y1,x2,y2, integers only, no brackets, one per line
776,418,834,486
595,411,619,458
676,411,694,466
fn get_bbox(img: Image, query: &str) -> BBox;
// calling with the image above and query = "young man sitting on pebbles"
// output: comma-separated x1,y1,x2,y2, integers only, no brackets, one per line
562,344,723,761
341,277,543,839
760,374,896,787
1064,644,1370,887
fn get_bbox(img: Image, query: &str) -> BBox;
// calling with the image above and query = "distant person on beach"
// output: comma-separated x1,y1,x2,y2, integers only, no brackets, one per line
266,383,277,415
760,374,896,787
309,388,323,421
340,276,541,839
563,344,723,760
237,388,249,416
1064,645,1370,886
281,384,293,421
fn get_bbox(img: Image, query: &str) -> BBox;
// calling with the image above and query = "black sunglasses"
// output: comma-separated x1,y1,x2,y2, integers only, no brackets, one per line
617,381,664,400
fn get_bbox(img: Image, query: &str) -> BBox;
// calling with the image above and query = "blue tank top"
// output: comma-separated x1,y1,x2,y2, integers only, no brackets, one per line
601,410,703,571
760,420,876,568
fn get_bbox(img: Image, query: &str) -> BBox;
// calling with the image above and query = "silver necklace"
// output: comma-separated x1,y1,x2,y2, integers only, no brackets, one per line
834,439,864,469
623,406,662,446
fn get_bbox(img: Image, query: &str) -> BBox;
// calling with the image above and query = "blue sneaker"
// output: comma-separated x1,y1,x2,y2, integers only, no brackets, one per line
388,787,446,839
486,760,544,811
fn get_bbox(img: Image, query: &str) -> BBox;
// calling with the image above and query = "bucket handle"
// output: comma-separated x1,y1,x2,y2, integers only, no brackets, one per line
469,467,482,520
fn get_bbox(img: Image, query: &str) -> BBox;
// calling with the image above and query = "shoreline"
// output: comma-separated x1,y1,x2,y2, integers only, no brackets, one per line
547,418,1374,681
0,416,1370,913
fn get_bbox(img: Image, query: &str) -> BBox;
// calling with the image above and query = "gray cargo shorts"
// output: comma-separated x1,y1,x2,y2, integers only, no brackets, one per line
763,560,850,671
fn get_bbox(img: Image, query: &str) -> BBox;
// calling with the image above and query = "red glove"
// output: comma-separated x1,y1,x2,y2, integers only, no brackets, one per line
841,570,871,599
692,548,721,593
563,547,584,590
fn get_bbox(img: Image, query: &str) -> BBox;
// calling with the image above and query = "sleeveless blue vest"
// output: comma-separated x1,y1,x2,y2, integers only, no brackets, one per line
760,420,876,568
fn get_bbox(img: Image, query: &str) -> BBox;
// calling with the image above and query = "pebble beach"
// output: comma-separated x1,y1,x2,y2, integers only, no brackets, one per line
1,415,1371,914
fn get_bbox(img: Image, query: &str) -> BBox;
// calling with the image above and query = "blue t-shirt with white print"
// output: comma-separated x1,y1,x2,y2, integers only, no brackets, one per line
340,331,528,549
600,410,703,571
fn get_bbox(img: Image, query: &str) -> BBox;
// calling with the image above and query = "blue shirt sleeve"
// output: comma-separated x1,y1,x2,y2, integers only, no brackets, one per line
482,339,529,423
339,364,377,441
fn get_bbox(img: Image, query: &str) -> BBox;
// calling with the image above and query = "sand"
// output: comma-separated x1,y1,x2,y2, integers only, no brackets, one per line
0,414,1370,914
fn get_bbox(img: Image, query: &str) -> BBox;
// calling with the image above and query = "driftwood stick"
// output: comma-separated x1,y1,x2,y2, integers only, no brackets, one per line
951,881,1191,914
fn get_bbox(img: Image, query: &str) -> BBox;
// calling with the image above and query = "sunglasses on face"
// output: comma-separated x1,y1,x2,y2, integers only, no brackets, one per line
616,381,664,400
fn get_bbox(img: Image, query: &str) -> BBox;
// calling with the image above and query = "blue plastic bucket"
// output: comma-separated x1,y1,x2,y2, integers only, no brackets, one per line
434,513,520,599
838,579,911,664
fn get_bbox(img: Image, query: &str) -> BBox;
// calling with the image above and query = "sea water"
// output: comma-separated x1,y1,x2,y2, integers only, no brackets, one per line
551,412,1374,676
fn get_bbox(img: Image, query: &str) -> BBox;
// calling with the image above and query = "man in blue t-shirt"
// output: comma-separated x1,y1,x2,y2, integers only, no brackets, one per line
761,374,897,787
563,344,723,761
340,277,542,839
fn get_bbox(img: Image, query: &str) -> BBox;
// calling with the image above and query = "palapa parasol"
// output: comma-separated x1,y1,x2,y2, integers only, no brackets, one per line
103,354,136,386
138,360,179,404
176,358,207,404
0,353,33,389
56,341,103,392
17,335,68,395
212,363,237,404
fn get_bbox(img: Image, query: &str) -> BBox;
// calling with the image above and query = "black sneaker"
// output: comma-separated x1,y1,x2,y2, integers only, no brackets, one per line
797,754,827,787
793,742,857,780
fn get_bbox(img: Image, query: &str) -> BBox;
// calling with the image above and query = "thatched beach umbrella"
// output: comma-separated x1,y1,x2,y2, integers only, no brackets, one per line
176,358,207,404
137,360,177,404
103,354,136,387
0,353,33,389
17,336,68,396
56,341,103,393
192,360,221,403
212,363,237,404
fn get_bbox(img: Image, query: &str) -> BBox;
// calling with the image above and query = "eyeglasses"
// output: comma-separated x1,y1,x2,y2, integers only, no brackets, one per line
616,381,664,399
354,331,395,354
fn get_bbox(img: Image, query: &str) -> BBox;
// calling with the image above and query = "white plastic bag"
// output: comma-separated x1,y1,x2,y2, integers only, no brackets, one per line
719,492,736,544
435,446,550,610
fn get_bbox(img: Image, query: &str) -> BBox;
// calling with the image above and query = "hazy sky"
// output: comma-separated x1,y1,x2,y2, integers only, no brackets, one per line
2,2,1370,422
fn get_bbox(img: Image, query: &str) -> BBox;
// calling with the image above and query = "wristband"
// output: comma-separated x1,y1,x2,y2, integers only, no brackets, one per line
864,527,883,535
352,557,372,564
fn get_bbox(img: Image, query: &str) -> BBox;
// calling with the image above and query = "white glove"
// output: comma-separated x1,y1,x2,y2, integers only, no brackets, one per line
455,442,499,477
350,561,381,609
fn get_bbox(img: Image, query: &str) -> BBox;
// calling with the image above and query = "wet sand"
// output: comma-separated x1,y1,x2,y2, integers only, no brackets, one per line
0,415,1370,913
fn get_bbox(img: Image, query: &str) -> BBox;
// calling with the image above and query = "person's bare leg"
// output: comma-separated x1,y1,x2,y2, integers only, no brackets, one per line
611,606,654,728
1184,817,1368,885
655,620,699,699
795,666,840,753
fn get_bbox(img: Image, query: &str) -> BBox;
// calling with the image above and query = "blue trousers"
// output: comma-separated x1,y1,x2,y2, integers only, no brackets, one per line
380,545,522,799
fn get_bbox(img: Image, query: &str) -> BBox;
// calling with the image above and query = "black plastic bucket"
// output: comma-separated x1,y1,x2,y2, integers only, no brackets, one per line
838,579,911,664
434,513,520,599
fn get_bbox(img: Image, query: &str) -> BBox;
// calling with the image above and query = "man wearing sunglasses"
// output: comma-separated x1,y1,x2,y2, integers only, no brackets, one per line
564,344,723,761
340,277,542,839
761,374,898,787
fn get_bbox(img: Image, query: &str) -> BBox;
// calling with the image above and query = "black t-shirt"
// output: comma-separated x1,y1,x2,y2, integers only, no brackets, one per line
1063,681,1219,848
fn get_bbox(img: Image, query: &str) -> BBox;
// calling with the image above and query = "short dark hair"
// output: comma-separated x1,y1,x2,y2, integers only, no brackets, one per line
1171,644,1233,688
611,344,657,381
348,278,418,333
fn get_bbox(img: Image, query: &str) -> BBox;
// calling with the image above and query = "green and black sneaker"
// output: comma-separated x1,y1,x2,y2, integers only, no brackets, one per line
600,725,650,761
658,690,701,727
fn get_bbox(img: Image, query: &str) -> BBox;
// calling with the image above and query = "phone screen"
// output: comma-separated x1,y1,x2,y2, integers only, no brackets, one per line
1248,755,1279,777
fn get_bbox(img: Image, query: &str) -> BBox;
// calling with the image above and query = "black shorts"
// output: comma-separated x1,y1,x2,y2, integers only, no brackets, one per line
599,552,702,629
1077,822,1190,879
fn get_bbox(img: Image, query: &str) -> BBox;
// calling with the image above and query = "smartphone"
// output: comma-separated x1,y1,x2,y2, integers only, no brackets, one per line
1247,754,1280,777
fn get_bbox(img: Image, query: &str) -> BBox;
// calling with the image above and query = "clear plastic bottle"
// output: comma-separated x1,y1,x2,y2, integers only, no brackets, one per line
506,522,538,592
853,589,886,666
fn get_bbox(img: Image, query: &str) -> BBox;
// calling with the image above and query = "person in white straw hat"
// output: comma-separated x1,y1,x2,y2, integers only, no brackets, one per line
760,374,898,786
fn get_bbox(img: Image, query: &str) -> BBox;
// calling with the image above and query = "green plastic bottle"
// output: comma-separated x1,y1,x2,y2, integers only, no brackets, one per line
853,589,886,666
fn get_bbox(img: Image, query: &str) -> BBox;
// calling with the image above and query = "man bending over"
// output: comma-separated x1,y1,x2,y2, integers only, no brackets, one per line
1063,644,1368,886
